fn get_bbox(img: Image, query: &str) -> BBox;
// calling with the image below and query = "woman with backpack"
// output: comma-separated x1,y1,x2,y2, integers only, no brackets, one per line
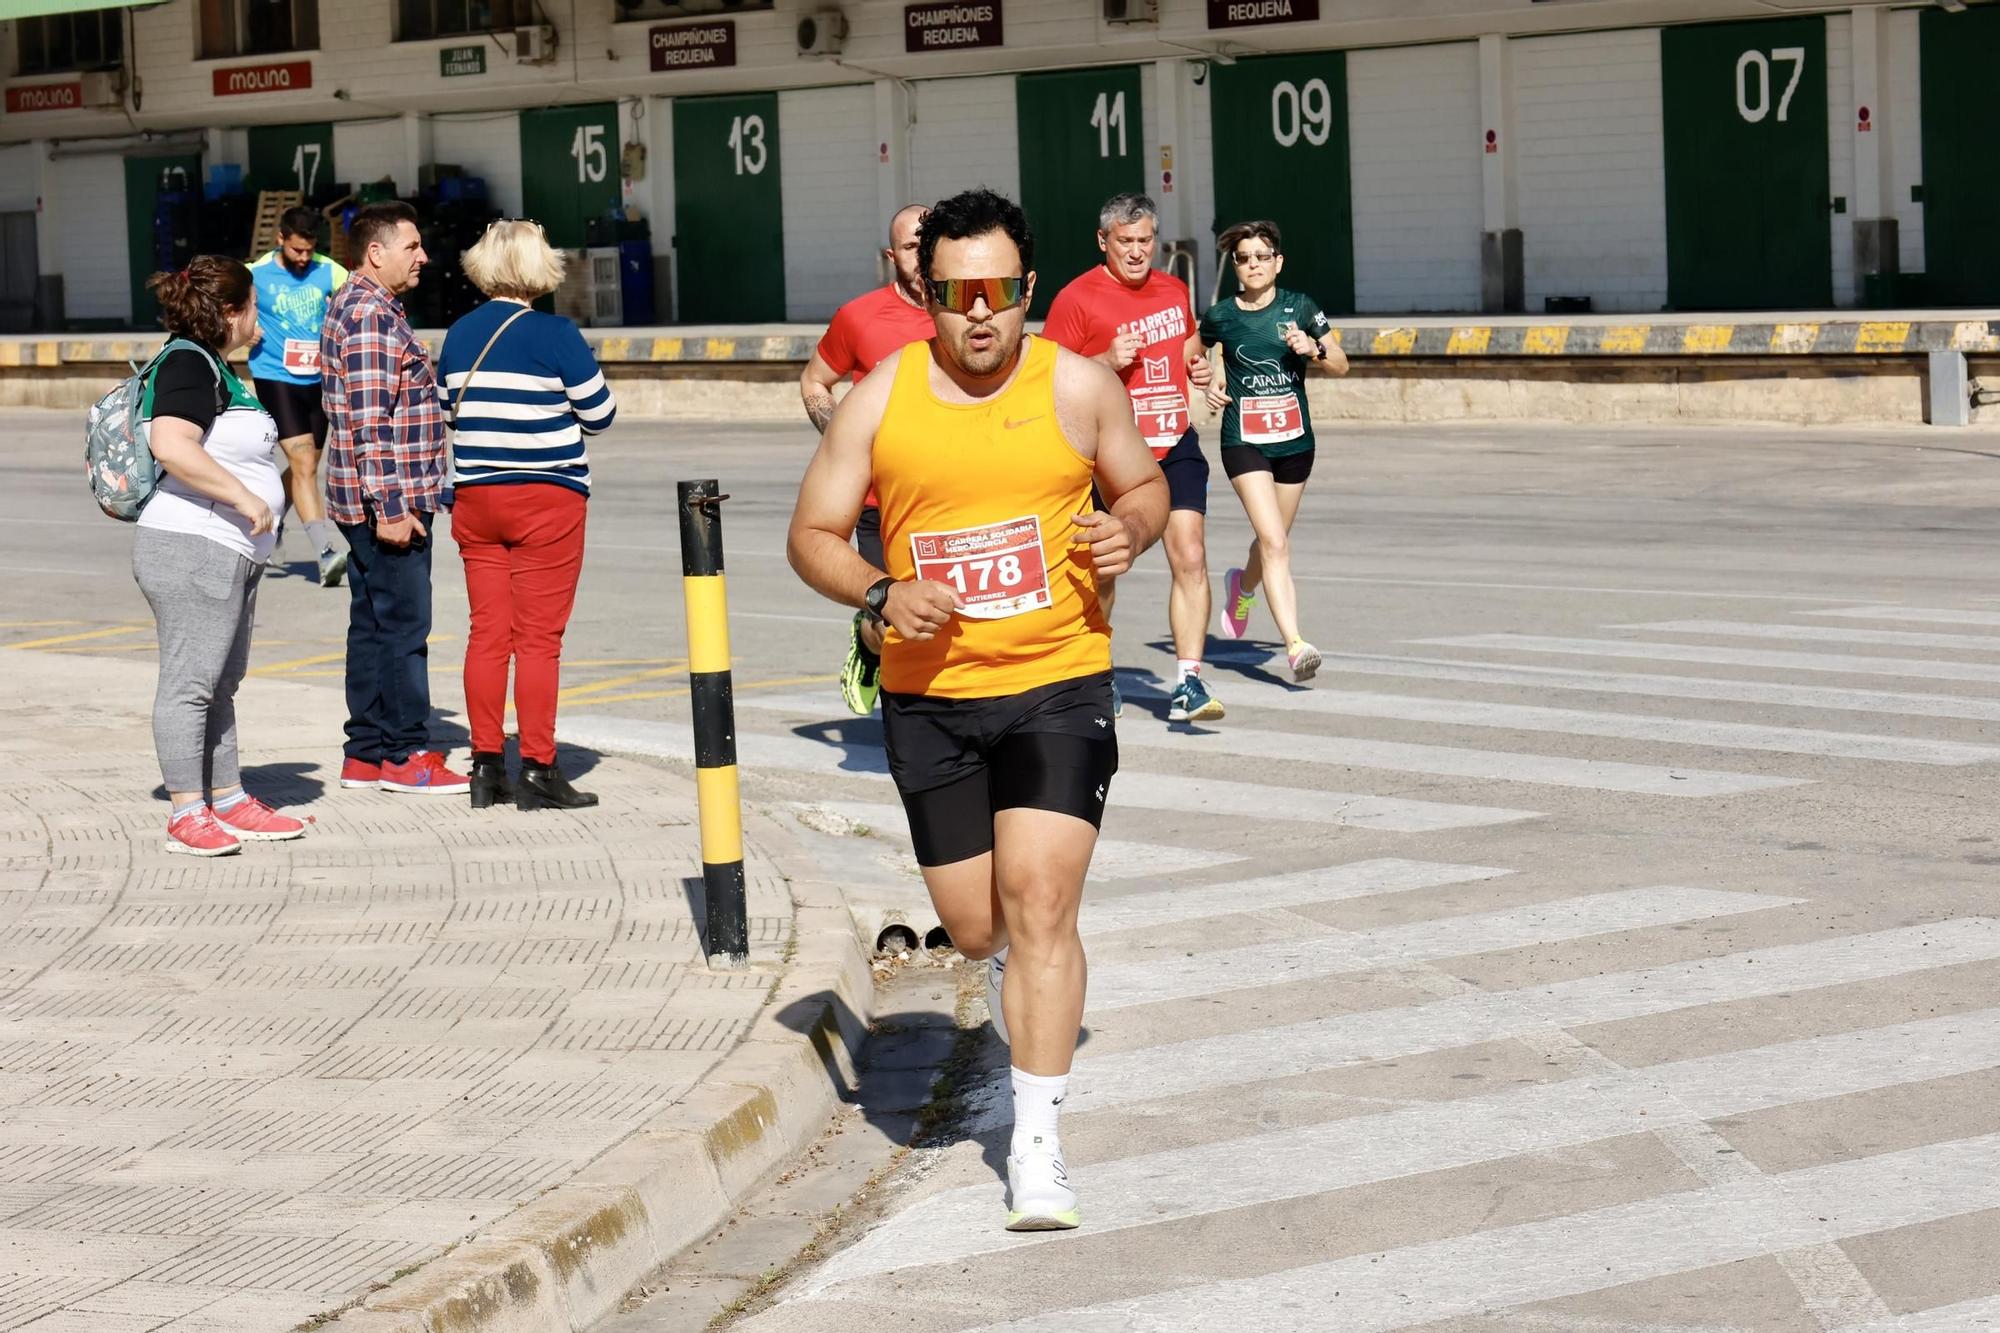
439,220,617,811
132,256,308,855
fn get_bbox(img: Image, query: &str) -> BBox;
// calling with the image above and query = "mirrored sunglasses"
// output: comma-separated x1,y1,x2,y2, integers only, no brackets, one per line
928,276,1027,314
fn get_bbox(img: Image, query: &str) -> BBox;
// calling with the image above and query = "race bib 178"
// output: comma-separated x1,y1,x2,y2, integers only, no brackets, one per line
910,515,1052,620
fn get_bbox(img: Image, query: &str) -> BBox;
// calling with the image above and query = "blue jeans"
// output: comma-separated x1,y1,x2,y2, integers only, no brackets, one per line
340,513,435,764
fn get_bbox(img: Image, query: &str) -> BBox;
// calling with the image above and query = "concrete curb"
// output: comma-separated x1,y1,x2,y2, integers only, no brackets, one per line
322,808,878,1333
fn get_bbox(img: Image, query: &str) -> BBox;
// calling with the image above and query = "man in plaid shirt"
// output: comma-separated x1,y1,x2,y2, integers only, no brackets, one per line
321,201,470,796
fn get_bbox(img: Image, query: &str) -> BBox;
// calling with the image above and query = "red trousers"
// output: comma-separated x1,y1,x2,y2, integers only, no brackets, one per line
452,483,587,764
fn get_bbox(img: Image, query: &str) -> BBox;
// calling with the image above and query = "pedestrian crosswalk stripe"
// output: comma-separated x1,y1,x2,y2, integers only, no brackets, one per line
1624,618,2000,653
790,801,1246,880
966,1132,2000,1333
1089,887,1791,1011
1845,1295,2000,1330
1421,632,2000,688
1809,605,2000,627
1080,858,1513,936
964,917,2000,1131
1319,652,2000,724
1184,681,2000,766
1111,691,1807,797
797,1007,2000,1297
561,713,1544,833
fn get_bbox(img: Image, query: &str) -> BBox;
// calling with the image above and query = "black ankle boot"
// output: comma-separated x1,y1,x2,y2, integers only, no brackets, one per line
517,761,597,810
469,752,512,809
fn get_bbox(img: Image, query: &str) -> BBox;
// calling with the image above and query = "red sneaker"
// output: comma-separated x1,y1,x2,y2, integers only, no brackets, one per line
380,751,471,796
165,807,241,858
213,794,308,842
340,757,383,789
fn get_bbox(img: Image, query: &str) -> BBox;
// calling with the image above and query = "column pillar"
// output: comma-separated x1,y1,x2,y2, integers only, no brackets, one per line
874,77,913,286
1478,33,1523,314
1850,6,1898,304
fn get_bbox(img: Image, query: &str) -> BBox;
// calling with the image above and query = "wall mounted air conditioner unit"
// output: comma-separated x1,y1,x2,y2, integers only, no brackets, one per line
1103,0,1158,23
77,71,125,108
515,23,557,64
796,10,846,56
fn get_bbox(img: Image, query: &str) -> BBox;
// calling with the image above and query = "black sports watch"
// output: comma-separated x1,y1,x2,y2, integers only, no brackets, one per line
863,577,895,623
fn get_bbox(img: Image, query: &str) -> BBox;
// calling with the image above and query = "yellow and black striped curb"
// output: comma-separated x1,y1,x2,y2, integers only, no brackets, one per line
7,319,1996,370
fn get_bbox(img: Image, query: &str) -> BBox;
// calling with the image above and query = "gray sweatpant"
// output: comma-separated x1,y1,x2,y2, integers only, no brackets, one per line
132,527,264,794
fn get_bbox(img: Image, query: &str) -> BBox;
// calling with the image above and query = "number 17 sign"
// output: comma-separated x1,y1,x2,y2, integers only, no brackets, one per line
910,515,1052,620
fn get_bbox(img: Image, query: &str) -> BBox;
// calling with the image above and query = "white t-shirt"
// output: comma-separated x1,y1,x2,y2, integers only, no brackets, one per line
137,346,285,564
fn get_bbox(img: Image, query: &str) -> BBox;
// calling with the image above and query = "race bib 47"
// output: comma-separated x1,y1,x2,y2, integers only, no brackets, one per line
282,340,321,377
910,515,1052,620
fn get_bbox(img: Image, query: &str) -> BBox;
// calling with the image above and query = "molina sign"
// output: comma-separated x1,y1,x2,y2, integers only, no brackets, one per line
650,20,736,70
905,0,1002,52
212,61,312,96
5,81,82,113
440,45,485,77
1207,0,1318,28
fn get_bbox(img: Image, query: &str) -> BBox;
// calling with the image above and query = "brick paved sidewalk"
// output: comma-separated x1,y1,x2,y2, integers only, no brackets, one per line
0,649,796,1332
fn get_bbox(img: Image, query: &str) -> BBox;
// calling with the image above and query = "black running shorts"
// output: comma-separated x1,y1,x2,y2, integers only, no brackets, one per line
880,671,1119,867
855,503,885,572
1092,428,1209,518
1221,444,1314,486
253,379,329,448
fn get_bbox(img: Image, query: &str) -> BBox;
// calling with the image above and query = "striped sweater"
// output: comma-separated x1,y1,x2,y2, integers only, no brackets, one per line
438,301,617,495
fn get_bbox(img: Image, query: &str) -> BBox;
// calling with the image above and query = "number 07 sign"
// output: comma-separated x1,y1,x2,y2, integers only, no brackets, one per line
910,516,1052,620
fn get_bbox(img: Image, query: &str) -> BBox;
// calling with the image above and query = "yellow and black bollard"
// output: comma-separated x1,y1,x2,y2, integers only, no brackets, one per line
678,479,748,968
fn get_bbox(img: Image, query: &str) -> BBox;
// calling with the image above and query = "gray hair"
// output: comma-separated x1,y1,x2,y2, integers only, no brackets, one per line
1098,192,1158,234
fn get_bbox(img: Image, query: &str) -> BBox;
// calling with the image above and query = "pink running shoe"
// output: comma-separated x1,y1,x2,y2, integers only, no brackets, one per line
165,807,241,858
1287,639,1322,683
213,795,308,842
1219,568,1257,641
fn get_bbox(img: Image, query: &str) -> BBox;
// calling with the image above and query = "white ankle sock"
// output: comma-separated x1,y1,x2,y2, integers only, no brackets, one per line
1010,1067,1069,1157
1176,659,1201,683
170,799,207,819
211,790,248,814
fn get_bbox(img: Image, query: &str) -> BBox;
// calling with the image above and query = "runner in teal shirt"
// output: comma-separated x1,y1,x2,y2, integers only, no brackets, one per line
248,206,349,585
1197,219,1348,683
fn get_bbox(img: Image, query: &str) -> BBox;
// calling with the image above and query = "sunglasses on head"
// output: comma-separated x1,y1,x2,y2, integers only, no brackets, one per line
927,276,1027,314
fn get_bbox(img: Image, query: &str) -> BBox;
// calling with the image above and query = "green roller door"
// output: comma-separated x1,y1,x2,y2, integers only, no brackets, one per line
1919,6,2000,305
1016,66,1145,311
521,103,622,250
1208,51,1353,315
1662,17,1832,311
247,122,335,199
673,93,785,323
125,153,201,328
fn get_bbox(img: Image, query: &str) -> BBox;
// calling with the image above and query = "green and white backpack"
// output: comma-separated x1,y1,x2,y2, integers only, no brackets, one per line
83,338,221,522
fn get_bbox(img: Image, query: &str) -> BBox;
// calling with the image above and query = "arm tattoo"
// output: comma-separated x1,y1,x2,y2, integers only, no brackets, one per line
805,390,837,434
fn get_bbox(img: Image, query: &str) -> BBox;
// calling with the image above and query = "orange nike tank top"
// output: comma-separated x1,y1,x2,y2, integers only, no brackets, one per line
873,336,1110,699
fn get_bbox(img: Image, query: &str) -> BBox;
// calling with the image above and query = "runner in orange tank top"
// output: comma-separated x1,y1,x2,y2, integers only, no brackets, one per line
789,189,1168,1234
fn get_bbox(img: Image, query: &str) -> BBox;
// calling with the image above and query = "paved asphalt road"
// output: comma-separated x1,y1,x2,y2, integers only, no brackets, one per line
9,411,2000,1330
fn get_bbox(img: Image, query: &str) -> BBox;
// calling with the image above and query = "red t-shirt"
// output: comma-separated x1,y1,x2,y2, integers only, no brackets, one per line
1041,266,1195,458
816,283,936,382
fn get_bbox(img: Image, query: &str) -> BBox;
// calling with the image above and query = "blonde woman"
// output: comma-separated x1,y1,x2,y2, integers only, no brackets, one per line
440,220,618,810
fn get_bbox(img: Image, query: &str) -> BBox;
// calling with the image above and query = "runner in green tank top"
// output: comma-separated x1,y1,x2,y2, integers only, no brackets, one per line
1197,219,1348,682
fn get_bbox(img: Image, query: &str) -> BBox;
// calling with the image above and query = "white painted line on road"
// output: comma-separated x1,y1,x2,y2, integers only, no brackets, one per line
1622,619,2000,654
792,801,1246,881
1314,652,2000,725
799,1007,2000,1297
1843,1296,2000,1331
969,1132,2000,1333
1420,633,2000,688
1187,681,2000,767
963,918,2000,1130
1807,605,2000,627
1089,887,1791,1012
1080,859,1514,936
1111,692,1808,797
568,712,1545,833
1106,566,1846,602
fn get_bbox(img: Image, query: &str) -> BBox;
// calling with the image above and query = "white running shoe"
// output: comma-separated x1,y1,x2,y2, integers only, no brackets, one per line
986,948,1009,1044
1288,640,1322,683
1006,1144,1079,1231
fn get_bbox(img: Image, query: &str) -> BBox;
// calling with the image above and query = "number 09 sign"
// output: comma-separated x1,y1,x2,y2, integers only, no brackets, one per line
910,516,1052,620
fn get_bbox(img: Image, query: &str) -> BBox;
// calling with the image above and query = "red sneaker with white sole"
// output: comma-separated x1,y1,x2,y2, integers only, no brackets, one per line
165,807,241,857
340,757,383,789
213,794,307,842
380,751,471,796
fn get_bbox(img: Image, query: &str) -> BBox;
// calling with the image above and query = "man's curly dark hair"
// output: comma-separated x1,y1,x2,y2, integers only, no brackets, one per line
916,188,1036,292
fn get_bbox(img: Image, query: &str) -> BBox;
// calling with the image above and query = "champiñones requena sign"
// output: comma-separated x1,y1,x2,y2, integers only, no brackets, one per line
212,61,313,96
1206,0,1317,28
650,20,736,71
905,0,1002,52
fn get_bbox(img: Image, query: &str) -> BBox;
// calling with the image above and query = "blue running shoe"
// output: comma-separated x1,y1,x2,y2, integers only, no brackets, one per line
1167,674,1225,722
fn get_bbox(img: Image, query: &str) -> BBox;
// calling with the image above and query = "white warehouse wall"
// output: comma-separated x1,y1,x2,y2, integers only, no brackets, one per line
909,75,1020,207
1347,41,1483,313
333,118,410,193
1886,7,1925,275
47,154,125,320
779,84,881,322
0,144,39,212
1513,28,1669,315
430,114,524,218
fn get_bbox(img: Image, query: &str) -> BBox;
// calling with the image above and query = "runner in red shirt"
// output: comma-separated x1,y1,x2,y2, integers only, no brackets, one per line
1042,193,1221,724
801,203,934,716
